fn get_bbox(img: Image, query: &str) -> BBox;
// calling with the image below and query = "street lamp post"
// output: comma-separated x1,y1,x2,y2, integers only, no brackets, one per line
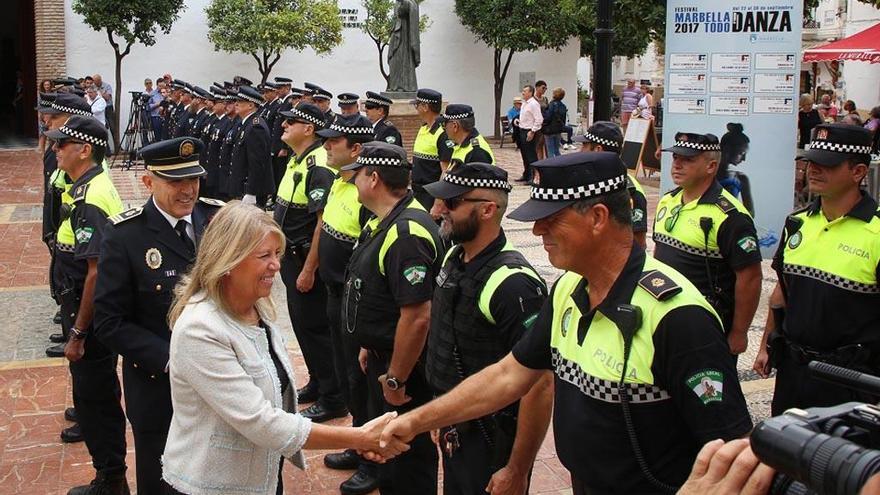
594,0,614,122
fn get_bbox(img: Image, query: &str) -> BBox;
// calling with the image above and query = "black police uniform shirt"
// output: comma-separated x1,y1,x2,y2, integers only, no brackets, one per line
174,105,194,138
653,181,761,331
206,115,234,190
230,111,274,197
93,197,221,429
274,140,335,245
773,193,880,352
412,117,454,187
374,117,404,148
512,246,752,493
271,98,293,156
218,117,242,195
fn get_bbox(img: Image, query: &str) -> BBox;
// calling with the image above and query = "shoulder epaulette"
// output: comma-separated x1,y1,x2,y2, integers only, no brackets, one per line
306,155,317,168
663,186,682,197
715,196,737,214
109,207,143,225
638,269,682,301
72,183,90,202
252,117,263,126
386,120,396,127
199,197,225,208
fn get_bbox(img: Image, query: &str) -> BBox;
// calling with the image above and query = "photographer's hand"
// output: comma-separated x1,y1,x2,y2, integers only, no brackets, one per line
677,439,775,495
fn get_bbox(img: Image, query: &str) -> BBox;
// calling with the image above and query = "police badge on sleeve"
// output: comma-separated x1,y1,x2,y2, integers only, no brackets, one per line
403,265,427,285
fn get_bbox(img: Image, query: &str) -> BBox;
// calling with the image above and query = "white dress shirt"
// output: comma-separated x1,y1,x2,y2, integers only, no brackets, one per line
519,96,543,132
153,197,194,243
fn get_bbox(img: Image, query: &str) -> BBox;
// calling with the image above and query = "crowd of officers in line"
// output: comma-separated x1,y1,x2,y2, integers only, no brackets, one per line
35,72,880,495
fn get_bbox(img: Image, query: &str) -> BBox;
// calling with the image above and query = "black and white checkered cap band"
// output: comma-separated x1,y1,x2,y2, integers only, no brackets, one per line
38,98,54,108
442,112,473,120
329,123,372,135
51,104,92,117
286,107,325,127
673,140,721,151
583,131,620,149
552,350,670,404
58,125,108,148
783,263,880,294
417,96,440,104
366,97,391,106
338,97,358,105
356,155,411,168
237,91,262,105
444,172,511,191
530,174,626,201
807,141,873,155
289,90,303,97
313,93,331,101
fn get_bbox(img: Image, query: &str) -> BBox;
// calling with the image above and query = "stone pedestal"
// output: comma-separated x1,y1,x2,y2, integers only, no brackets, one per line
386,99,448,157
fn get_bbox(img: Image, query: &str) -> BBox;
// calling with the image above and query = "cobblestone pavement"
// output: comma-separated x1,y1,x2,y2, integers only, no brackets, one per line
0,145,777,494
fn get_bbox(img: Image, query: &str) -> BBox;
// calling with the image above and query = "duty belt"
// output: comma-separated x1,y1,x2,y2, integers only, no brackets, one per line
322,222,357,244
275,197,307,209
56,242,75,253
783,338,872,367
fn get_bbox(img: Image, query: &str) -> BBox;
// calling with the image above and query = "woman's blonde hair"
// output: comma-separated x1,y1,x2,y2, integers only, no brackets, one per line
799,93,814,108
552,87,565,100
168,201,286,327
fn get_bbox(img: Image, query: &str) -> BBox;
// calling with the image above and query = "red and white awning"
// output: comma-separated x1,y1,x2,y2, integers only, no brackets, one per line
803,23,880,64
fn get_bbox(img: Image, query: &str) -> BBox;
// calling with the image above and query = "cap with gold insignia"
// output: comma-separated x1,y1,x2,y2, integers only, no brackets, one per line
337,93,360,106
364,91,393,108
440,103,474,122
574,121,623,152
45,115,109,148
804,122,873,167
317,113,374,141
425,162,511,199
508,152,628,221
279,102,327,130
313,87,333,102
341,141,411,171
662,132,721,157
139,137,207,180
409,88,442,106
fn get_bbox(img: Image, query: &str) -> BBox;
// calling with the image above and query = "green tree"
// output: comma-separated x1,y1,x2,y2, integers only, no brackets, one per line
454,0,580,138
361,0,431,85
206,0,343,84
71,0,186,151
578,0,666,59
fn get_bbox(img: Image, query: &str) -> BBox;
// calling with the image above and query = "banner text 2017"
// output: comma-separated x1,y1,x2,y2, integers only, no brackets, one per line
673,10,793,34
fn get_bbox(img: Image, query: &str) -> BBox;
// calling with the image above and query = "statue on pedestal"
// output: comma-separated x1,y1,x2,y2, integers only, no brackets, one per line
386,0,420,93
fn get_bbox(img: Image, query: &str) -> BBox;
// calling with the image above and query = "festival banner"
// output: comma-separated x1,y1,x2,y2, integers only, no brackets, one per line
662,1,803,257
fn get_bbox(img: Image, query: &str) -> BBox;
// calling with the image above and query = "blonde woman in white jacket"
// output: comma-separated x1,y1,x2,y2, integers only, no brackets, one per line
161,201,407,495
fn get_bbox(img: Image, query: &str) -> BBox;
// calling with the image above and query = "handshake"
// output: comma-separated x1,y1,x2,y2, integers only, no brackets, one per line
352,411,417,463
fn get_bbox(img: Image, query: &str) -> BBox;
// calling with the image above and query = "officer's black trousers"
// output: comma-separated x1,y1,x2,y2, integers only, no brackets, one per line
279,252,343,408
439,423,527,495
68,338,127,475
366,351,438,495
327,283,368,426
132,428,168,494
518,129,539,180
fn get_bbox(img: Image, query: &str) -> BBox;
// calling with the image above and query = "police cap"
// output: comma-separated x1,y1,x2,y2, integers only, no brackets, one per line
662,132,721,157
138,137,207,180
235,75,253,87
804,122,873,167
410,88,442,105
317,114,373,140
223,81,236,90
36,92,57,112
424,162,511,199
341,141,411,171
235,85,264,105
45,115,109,149
313,87,333,101
290,87,305,98
71,88,86,97
171,79,187,90
52,77,78,88
274,77,293,85
574,121,623,152
44,93,92,116
508,152,628,221
337,93,360,106
278,102,327,129
191,86,212,100
364,91,392,108
440,104,474,122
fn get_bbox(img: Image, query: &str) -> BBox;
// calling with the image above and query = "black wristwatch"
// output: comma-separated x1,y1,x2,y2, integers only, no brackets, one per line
70,326,87,341
385,376,406,391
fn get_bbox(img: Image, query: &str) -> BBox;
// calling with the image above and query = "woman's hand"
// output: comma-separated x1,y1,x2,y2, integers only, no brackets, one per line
358,412,409,462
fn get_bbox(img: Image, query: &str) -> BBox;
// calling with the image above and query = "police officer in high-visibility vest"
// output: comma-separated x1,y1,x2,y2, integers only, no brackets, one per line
275,102,347,421
46,115,130,495
442,104,495,169
754,123,880,415
379,152,752,494
423,163,552,495
653,132,763,355
365,91,404,148
409,88,453,211
575,121,649,248
94,137,223,495
316,114,381,495
342,142,441,493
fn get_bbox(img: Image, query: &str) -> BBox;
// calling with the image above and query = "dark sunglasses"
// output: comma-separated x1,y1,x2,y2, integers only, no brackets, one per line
284,117,304,125
443,197,494,211
664,204,683,232
54,138,86,148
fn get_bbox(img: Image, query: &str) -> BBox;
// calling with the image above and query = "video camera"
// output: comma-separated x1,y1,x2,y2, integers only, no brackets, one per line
751,361,880,495
129,90,151,105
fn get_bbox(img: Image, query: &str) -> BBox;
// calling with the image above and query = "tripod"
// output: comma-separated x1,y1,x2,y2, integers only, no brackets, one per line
113,92,155,169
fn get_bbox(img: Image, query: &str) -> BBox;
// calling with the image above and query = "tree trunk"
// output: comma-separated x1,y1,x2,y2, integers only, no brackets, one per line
107,29,130,154
492,48,515,138
377,41,389,86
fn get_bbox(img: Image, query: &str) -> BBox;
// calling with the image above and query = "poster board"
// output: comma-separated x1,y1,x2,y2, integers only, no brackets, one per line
621,118,661,172
662,1,802,257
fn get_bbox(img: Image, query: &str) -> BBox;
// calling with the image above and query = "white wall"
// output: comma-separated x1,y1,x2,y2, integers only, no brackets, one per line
842,0,880,110
64,0,579,136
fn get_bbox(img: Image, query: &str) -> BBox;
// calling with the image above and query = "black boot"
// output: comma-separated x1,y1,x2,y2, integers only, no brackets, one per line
324,449,360,470
53,309,62,325
46,343,65,358
340,464,379,495
67,470,130,495
49,333,66,343
60,423,84,443
296,379,319,403
64,407,77,422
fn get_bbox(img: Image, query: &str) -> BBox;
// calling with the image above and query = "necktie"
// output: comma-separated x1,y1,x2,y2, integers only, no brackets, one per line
175,220,195,255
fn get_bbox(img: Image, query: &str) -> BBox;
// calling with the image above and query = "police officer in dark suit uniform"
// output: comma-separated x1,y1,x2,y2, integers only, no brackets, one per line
173,84,196,138
204,88,234,198
337,92,361,116
164,80,185,138
312,86,335,125
217,100,242,201
229,85,274,207
365,91,403,148
94,137,223,495
189,86,213,139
